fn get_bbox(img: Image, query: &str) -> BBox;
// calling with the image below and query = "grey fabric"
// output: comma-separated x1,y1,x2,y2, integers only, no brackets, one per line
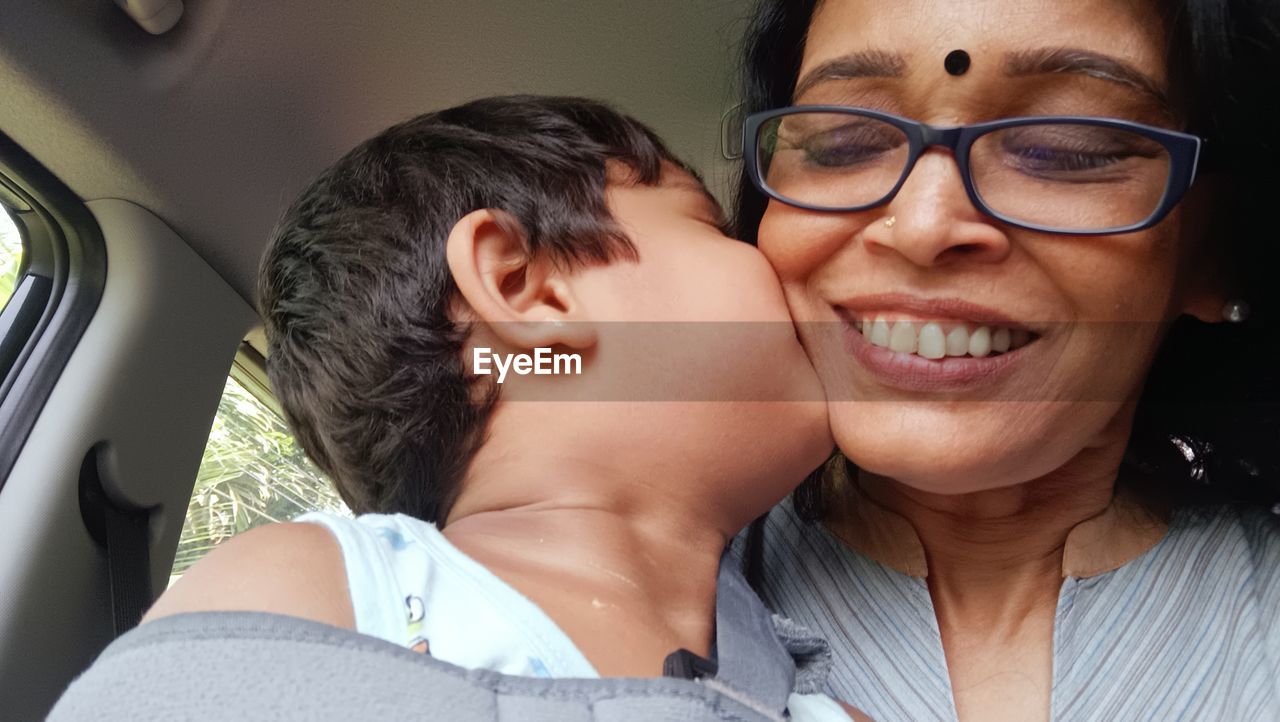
752,498,1280,722
48,609,825,722
47,536,834,721
768,615,831,696
709,551,802,711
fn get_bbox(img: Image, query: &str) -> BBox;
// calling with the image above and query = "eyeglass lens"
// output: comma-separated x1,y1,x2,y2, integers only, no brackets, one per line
757,112,1173,231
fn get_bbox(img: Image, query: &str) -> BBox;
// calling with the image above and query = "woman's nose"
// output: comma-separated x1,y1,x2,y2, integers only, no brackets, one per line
861,150,1012,267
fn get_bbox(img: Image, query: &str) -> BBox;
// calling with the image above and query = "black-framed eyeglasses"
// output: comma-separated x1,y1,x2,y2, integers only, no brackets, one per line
742,106,1203,235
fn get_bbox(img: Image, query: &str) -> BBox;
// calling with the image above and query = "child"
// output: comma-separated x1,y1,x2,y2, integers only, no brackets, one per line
145,95,860,720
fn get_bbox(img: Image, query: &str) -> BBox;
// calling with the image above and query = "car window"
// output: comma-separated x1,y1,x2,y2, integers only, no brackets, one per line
170,352,350,586
0,208,21,305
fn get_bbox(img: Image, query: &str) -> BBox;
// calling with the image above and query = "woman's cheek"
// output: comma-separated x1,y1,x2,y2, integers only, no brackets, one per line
758,205,850,284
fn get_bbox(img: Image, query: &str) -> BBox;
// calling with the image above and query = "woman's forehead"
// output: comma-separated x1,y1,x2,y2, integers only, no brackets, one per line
799,0,1170,91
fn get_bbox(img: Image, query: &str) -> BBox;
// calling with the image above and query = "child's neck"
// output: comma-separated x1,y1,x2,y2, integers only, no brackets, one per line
443,453,742,677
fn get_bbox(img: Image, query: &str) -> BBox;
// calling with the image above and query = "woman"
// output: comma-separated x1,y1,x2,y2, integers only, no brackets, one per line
737,0,1280,721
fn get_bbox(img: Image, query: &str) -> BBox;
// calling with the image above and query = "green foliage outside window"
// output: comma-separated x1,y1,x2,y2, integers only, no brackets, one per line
0,210,22,303
171,369,349,584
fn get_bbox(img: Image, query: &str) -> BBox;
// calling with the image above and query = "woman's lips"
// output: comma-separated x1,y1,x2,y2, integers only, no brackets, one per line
838,308,1038,392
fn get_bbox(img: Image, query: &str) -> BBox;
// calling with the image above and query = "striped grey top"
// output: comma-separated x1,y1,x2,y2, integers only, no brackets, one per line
753,498,1280,722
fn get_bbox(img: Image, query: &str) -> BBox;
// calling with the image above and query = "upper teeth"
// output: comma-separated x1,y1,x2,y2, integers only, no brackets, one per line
858,317,1031,359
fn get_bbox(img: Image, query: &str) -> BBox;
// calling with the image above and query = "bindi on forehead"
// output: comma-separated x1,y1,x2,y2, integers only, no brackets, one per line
798,0,1174,108
944,50,971,76
794,44,1170,118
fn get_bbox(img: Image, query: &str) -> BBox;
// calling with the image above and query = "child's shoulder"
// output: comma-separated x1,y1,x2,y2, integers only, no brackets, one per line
143,520,353,630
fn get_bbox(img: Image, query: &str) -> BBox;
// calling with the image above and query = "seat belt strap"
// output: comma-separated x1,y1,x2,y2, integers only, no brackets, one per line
102,501,152,637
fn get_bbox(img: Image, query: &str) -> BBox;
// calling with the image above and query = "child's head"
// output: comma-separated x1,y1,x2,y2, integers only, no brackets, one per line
260,95,830,528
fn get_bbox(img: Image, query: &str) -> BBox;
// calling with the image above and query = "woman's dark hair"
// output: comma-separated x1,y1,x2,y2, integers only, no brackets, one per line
259,95,683,524
734,0,1280,528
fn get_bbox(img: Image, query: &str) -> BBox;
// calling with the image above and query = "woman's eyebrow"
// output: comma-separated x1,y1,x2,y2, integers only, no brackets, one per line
794,50,907,99
794,46,1170,116
1003,47,1170,113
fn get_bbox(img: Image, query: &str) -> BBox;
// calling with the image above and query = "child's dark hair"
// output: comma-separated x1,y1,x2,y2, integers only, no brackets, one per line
258,95,685,524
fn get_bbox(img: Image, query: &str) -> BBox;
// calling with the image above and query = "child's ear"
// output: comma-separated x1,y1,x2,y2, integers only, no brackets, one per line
445,209,596,350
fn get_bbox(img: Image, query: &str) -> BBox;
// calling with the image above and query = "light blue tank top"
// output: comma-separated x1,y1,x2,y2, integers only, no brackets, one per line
297,511,597,678
298,511,852,721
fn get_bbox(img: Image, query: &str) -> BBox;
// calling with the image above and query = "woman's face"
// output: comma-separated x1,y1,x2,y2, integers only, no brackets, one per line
758,0,1221,494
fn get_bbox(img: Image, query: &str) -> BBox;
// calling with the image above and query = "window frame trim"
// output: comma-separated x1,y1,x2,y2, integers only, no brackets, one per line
0,132,108,490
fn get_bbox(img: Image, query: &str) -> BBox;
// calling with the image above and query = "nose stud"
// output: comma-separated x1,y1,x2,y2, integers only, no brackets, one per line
884,215,897,228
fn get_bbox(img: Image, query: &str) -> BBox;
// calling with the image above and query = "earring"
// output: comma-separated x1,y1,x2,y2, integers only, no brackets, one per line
1169,434,1214,484
883,215,896,228
1222,299,1250,323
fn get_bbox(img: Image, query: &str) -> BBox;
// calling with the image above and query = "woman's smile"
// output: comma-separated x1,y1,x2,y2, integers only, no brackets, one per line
835,295,1043,392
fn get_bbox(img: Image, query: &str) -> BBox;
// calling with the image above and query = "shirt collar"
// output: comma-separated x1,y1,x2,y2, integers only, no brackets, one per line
823,475,1169,580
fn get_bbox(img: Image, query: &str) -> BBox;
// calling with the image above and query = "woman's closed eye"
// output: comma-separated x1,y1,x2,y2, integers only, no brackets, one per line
780,120,906,169
994,125,1164,180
